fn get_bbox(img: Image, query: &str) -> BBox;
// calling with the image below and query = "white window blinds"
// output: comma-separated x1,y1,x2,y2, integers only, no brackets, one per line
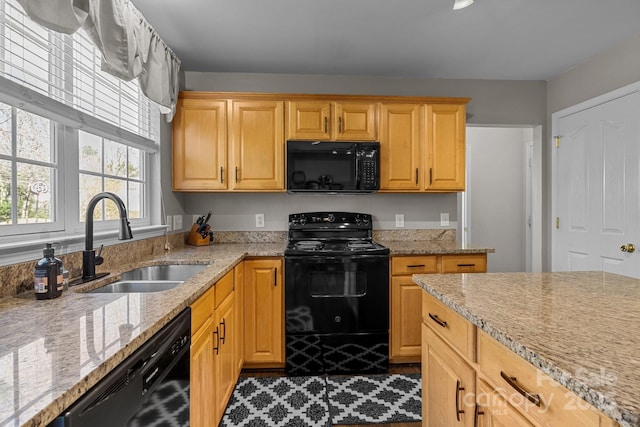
0,0,156,143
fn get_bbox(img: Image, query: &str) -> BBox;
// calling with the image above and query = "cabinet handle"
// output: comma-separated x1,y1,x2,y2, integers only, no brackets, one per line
457,263,476,267
407,264,426,268
474,405,484,427
500,371,542,407
324,117,328,134
220,318,226,344
220,166,224,183
213,326,220,354
235,166,239,183
428,313,447,328
429,167,433,185
455,380,465,421
274,267,278,287
415,168,418,185
338,117,342,134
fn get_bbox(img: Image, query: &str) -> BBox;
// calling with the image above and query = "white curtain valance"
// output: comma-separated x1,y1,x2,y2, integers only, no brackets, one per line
16,0,180,121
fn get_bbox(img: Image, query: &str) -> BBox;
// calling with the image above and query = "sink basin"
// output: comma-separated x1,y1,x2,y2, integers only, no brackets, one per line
89,280,184,293
88,264,209,293
120,264,208,281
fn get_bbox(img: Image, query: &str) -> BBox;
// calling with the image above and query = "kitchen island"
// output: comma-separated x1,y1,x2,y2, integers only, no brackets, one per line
413,271,640,427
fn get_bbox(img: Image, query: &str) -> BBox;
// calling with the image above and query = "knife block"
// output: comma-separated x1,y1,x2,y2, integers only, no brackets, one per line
187,224,210,246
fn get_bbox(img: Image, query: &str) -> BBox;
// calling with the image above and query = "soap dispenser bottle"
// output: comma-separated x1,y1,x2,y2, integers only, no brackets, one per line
34,243,63,300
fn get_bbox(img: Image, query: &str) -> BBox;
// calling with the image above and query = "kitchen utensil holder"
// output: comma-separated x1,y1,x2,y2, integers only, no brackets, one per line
187,224,210,246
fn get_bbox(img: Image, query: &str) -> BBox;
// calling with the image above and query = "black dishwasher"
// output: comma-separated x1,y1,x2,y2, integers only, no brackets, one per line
49,308,191,427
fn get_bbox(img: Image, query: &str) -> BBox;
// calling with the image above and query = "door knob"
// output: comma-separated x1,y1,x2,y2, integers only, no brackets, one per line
620,243,636,253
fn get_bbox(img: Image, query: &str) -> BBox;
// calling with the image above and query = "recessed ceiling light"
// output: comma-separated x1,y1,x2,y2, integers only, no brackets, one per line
453,0,474,10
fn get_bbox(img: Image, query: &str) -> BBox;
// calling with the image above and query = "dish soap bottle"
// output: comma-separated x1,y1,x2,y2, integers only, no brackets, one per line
34,243,63,300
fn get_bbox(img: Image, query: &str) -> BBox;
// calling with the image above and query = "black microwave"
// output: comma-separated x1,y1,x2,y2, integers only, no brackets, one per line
286,140,380,193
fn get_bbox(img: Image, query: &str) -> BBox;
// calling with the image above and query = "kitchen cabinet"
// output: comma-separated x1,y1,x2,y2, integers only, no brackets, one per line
421,291,619,427
379,102,466,192
190,269,240,427
190,285,216,427
243,257,284,367
425,104,466,191
379,103,423,191
390,254,485,363
230,100,285,190
286,100,377,141
233,262,244,377
422,324,475,426
172,98,227,191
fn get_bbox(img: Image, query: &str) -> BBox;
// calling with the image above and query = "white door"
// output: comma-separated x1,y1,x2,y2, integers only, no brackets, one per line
554,88,640,278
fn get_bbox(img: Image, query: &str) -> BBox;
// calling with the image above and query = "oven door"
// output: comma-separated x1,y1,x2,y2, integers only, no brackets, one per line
285,254,389,334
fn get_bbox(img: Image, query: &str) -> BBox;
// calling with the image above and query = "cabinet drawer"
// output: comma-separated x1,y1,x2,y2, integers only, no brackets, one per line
422,292,475,360
477,330,602,427
214,270,234,308
441,254,487,273
191,286,215,333
392,256,438,275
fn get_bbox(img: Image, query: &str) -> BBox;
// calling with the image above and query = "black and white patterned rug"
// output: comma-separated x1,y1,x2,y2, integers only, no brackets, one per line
221,374,421,426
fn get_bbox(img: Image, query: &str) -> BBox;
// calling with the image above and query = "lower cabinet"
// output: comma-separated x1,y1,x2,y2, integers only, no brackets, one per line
190,268,239,427
390,254,486,363
421,291,619,427
422,325,475,426
243,258,284,367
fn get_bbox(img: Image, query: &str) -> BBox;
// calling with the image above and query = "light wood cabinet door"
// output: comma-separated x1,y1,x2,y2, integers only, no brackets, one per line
286,100,332,139
390,276,423,362
214,292,235,424
233,262,244,378
230,100,285,190
190,318,215,427
422,325,475,427
475,380,534,427
173,99,227,190
426,104,466,191
287,100,376,140
333,102,377,140
379,104,422,191
243,258,284,366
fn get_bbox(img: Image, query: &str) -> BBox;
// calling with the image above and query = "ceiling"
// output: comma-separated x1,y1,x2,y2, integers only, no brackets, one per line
131,0,640,81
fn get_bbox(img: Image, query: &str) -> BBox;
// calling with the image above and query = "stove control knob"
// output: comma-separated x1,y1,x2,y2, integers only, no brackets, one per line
334,316,342,323
327,214,335,223
299,216,307,225
362,217,370,224
355,216,362,224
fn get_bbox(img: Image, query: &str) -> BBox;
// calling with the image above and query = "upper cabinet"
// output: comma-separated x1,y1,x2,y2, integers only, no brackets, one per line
172,98,227,191
230,100,284,191
172,92,469,193
286,100,377,141
379,101,466,192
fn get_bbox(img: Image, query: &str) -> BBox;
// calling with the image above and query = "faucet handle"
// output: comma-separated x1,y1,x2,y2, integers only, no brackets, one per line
95,244,104,266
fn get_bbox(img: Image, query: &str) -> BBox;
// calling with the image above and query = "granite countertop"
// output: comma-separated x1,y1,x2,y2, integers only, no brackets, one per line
413,271,640,427
0,242,284,427
379,239,494,255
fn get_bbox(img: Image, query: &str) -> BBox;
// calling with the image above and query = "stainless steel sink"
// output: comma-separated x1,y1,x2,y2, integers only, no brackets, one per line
88,264,208,293
89,280,184,293
120,264,208,281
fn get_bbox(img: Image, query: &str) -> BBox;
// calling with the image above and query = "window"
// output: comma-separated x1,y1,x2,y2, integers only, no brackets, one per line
0,0,161,262
79,131,145,222
0,103,59,229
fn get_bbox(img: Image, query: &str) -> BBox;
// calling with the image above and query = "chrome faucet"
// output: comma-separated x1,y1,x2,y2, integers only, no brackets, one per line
82,192,133,281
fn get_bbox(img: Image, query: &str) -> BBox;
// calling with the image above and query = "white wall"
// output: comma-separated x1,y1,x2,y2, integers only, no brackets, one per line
465,127,528,272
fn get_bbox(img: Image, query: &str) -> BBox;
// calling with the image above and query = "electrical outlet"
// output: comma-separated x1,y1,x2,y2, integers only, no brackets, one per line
440,213,450,227
255,213,265,228
173,215,183,231
395,214,405,228
192,214,199,224
166,215,172,231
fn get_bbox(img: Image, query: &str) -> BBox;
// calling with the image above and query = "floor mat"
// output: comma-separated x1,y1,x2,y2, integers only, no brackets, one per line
220,374,421,426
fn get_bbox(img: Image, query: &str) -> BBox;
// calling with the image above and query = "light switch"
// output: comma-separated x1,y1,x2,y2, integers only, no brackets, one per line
173,215,183,231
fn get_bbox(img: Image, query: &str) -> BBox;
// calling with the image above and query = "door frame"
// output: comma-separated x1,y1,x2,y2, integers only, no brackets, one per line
551,80,640,271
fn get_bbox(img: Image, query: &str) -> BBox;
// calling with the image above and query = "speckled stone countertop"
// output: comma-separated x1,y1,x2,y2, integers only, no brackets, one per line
379,239,494,255
413,271,640,427
0,242,284,427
